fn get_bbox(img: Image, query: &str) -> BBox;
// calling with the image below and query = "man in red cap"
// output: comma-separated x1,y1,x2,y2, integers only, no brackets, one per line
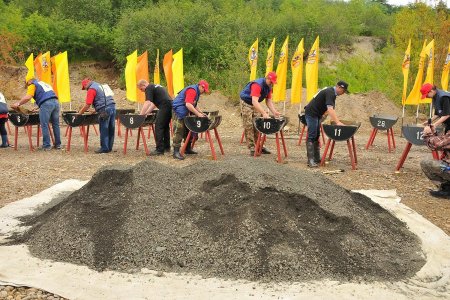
171,80,210,160
239,71,281,156
78,78,116,153
421,83,450,133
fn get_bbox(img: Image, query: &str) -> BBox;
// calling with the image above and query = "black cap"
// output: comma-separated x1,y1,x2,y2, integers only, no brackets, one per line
337,80,349,93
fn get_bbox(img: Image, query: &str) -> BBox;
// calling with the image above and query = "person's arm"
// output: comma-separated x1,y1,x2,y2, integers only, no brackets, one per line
327,106,344,125
265,98,281,118
78,89,96,114
186,102,204,117
140,101,156,115
185,89,205,117
12,84,35,108
433,116,450,127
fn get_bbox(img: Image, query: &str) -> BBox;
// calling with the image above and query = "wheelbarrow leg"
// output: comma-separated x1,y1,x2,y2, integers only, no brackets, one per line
180,131,192,156
139,127,149,156
206,130,217,160
320,138,332,166
347,139,356,170
280,130,288,157
213,128,225,155
275,132,282,163
351,136,358,165
67,126,73,152
328,140,335,161
14,127,18,151
395,142,412,171
123,128,129,154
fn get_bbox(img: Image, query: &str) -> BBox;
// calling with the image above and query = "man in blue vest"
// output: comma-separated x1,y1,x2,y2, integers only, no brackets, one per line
239,71,281,156
12,78,62,151
78,78,116,154
421,83,450,133
171,80,209,160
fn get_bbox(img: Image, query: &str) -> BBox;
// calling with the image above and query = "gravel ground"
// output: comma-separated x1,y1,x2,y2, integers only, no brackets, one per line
0,285,67,300
14,158,425,283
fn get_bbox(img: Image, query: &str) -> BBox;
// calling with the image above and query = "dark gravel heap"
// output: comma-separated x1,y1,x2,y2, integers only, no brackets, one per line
18,158,425,282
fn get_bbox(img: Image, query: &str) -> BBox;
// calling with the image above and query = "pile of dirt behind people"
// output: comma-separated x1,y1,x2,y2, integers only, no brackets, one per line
15,158,425,282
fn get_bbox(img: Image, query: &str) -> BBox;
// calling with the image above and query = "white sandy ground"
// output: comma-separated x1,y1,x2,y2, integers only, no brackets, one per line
0,181,449,300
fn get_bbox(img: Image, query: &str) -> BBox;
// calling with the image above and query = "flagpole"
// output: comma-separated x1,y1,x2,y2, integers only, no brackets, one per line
401,105,405,137
415,104,419,124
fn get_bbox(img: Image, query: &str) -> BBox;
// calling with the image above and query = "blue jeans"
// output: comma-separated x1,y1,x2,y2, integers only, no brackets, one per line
98,106,116,152
305,114,320,142
39,99,61,148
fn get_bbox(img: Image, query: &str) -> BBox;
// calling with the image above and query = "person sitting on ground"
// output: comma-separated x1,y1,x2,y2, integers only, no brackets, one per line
420,83,450,133
78,78,116,154
0,92,12,148
421,123,450,199
138,80,172,155
239,71,281,156
303,80,349,167
171,80,210,160
12,78,61,151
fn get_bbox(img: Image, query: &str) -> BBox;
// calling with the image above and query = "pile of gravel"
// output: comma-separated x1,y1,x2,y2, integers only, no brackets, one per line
17,158,425,282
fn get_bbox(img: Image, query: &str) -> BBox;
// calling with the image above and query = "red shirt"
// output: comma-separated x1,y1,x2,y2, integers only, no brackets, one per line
250,83,272,100
0,114,7,119
85,89,97,105
185,88,198,105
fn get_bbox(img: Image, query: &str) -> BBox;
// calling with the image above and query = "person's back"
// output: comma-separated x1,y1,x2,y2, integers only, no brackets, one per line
304,87,336,118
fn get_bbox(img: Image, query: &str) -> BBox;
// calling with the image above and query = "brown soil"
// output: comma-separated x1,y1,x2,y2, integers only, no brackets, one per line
0,63,449,241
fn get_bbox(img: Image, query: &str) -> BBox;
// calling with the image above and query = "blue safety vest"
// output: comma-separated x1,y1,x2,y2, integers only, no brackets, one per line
31,80,57,107
86,82,115,112
240,78,271,105
172,85,200,119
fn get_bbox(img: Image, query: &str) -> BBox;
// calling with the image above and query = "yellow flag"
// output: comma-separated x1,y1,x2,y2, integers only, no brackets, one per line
154,49,160,85
25,53,34,82
248,38,258,81
34,53,43,81
401,39,411,105
172,48,185,96
51,55,58,96
441,43,449,91
405,40,427,106
35,51,52,85
291,38,304,104
125,50,138,102
266,38,275,75
421,39,435,104
273,36,289,102
54,51,71,103
305,36,320,102
136,51,149,103
163,49,174,98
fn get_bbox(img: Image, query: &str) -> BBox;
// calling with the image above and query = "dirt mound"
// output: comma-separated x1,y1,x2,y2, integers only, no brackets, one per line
17,158,424,282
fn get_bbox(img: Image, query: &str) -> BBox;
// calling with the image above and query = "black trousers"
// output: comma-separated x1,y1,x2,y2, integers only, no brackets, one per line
155,104,172,152
0,118,7,136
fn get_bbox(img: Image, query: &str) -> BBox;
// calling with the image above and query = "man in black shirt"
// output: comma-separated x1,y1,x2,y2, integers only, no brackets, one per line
420,83,450,133
138,80,172,155
304,80,348,167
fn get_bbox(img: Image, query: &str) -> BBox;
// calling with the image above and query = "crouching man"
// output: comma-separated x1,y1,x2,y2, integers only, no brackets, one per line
421,124,450,198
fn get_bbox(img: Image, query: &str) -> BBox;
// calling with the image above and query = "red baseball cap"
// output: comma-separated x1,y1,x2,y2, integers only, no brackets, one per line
267,71,277,84
81,78,91,90
199,80,210,93
420,83,433,99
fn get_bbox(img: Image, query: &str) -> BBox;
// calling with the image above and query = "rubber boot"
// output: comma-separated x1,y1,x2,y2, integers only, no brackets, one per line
307,142,318,167
313,141,321,164
185,143,198,155
173,147,185,160
430,183,450,199
0,134,9,148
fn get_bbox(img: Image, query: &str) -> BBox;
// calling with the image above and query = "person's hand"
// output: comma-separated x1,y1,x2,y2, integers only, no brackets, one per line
336,121,345,126
11,102,20,109
422,120,429,126
273,111,281,118
262,112,270,119
423,125,434,135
